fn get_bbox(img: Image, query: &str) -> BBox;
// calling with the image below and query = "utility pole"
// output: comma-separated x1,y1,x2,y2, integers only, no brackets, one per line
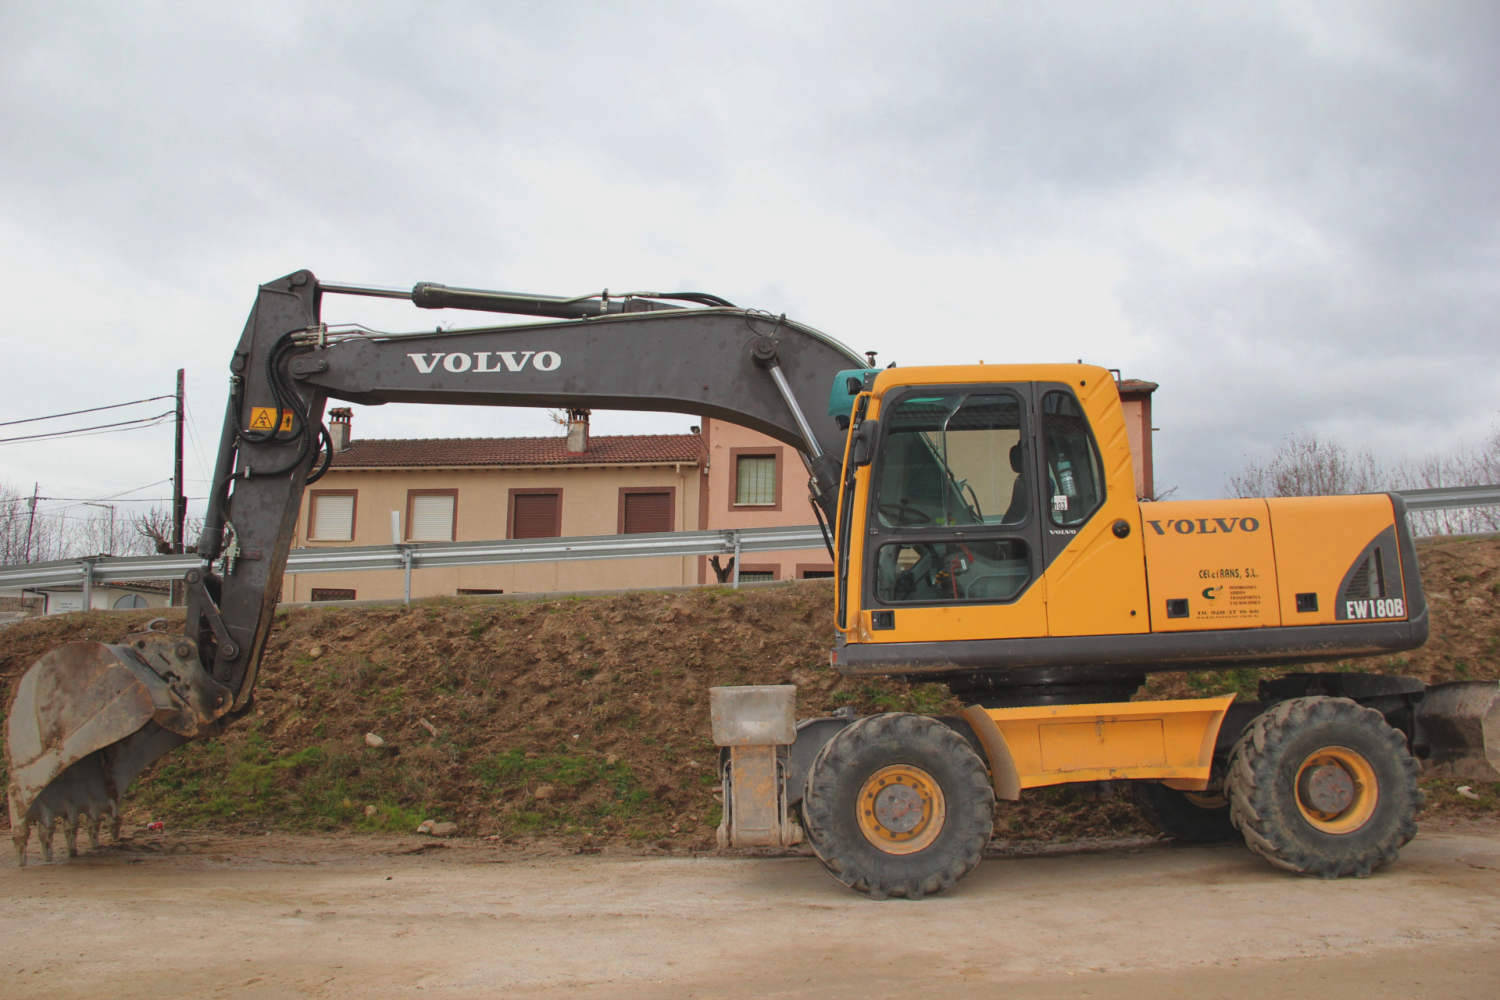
173,368,185,553
172,368,186,605
22,482,38,562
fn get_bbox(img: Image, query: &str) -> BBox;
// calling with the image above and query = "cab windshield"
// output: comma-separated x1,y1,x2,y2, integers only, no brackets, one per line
874,391,1026,529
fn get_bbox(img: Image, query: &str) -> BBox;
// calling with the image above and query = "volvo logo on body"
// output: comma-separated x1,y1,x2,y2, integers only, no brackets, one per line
407,351,562,374
1145,516,1261,536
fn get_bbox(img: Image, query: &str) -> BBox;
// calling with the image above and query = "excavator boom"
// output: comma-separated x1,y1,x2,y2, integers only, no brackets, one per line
8,270,866,860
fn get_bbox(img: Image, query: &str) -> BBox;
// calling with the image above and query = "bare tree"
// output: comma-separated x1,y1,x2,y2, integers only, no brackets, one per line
133,505,202,554
0,483,67,565
1389,424,1500,536
71,505,152,557
1228,434,1384,499
709,555,736,583
1228,426,1500,536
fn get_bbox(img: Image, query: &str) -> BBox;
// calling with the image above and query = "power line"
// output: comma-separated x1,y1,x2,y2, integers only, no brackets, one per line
1,480,207,524
0,499,210,525
41,495,207,503
0,395,175,428
0,411,175,445
184,401,213,484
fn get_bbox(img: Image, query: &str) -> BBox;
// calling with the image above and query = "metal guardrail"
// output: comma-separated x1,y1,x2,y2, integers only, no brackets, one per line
2,486,1496,598
1395,484,1500,511
0,525,828,596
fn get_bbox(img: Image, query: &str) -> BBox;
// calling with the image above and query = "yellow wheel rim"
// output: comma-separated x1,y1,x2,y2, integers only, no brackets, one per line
856,764,946,855
1294,746,1379,834
1184,789,1227,810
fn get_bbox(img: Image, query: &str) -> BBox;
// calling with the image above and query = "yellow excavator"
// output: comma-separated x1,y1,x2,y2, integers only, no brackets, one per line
7,271,1497,898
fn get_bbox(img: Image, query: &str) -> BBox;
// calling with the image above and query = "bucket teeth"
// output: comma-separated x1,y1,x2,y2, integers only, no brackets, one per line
13,800,124,866
11,750,124,866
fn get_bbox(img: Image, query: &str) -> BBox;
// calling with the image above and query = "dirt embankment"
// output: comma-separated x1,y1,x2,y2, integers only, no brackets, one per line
3,535,1497,847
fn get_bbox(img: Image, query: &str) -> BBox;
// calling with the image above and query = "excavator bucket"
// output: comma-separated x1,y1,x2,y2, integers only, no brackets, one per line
1417,680,1500,780
6,632,232,865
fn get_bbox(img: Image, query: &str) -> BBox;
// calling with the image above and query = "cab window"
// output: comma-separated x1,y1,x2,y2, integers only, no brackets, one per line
1041,390,1104,528
874,391,1027,528
870,388,1033,605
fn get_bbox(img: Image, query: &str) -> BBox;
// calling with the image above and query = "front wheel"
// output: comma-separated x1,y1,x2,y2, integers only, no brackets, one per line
801,714,994,899
1227,696,1421,878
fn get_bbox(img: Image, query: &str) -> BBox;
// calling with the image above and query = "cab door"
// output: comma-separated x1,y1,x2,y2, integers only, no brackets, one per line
1032,381,1150,637
851,383,1050,645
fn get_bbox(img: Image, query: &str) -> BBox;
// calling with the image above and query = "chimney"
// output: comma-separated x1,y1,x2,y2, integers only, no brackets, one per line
566,407,590,454
328,407,353,452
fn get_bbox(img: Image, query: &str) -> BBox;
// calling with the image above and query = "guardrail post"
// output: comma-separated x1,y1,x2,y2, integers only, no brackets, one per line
80,557,95,611
401,545,414,605
731,532,742,589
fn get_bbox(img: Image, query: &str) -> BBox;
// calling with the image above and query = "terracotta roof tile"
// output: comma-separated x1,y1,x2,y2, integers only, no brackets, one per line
330,434,706,469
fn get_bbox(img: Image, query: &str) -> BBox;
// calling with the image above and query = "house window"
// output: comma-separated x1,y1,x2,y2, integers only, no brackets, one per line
310,588,356,602
407,490,457,541
619,488,674,534
113,593,149,609
731,449,781,509
738,568,776,583
509,489,562,539
309,490,356,541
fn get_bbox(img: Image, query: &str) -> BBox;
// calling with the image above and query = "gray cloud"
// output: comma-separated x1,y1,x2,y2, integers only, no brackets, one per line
1,1,1495,517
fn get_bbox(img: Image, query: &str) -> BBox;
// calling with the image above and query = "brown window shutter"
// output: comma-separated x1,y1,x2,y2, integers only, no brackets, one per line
512,492,561,539
622,491,672,534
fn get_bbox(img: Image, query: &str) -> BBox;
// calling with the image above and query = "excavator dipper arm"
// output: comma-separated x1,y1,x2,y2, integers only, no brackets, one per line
7,269,866,862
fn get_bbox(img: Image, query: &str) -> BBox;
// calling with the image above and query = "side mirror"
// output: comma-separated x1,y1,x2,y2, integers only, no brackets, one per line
849,419,879,468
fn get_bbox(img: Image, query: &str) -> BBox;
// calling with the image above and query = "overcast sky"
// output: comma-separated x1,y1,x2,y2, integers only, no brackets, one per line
2,1,1495,538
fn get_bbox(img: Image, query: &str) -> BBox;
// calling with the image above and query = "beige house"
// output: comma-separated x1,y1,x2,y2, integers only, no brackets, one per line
284,379,1156,602
698,418,833,584
286,411,693,601
281,410,829,602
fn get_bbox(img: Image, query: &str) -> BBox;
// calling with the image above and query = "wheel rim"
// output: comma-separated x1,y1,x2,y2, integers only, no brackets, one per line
856,764,946,855
1294,745,1379,834
1183,789,1227,810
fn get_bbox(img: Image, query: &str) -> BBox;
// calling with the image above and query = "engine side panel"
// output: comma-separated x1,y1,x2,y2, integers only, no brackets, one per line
1266,494,1409,626
1140,499,1280,631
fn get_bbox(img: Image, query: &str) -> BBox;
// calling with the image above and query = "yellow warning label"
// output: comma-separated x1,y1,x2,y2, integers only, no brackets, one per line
249,407,295,432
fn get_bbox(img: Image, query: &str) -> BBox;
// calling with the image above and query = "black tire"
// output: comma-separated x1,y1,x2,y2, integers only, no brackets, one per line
1226,696,1421,878
800,713,994,899
1133,779,1237,843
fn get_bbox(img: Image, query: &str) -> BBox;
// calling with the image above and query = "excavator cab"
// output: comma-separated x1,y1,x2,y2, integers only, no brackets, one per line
832,365,1153,687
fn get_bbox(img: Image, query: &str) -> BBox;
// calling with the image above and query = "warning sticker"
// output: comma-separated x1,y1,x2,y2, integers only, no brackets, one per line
249,407,295,432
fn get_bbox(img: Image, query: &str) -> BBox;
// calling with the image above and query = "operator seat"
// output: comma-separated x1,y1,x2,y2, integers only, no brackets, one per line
1002,444,1028,523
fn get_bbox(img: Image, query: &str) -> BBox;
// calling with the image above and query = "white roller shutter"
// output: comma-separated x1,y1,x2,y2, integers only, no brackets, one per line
310,493,355,541
409,493,456,541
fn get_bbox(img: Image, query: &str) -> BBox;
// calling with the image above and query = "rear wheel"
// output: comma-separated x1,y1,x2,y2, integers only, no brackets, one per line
1227,696,1420,878
801,714,994,899
1133,779,1237,843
